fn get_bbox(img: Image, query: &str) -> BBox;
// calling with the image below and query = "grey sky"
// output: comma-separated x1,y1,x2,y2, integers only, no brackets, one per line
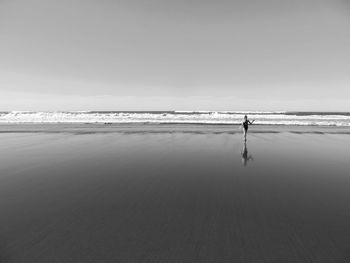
0,0,349,110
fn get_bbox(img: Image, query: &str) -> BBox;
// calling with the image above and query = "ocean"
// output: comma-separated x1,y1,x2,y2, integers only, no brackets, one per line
0,111,350,126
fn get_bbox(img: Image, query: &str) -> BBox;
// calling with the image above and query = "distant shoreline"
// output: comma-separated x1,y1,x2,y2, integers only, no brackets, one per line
1,123,350,135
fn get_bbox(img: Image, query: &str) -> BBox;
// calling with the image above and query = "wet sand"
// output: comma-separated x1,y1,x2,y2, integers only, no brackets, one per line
0,124,350,262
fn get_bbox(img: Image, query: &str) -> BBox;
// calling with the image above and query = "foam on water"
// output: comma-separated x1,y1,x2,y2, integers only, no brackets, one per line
0,111,350,126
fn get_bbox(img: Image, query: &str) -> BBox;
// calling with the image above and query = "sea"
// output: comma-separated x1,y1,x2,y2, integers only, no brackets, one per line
1,111,350,126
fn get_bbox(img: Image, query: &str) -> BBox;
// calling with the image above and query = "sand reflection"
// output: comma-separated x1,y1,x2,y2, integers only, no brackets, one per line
241,141,253,167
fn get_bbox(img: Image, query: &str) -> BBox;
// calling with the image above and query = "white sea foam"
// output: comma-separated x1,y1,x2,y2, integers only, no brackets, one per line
0,111,349,126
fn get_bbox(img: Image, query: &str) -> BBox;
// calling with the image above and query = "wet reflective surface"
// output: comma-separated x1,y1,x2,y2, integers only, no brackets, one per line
241,140,254,167
0,125,350,262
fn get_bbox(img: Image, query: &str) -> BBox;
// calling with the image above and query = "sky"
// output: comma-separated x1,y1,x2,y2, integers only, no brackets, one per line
0,0,349,111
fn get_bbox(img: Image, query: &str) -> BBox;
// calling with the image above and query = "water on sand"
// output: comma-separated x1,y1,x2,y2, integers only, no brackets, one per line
0,124,350,262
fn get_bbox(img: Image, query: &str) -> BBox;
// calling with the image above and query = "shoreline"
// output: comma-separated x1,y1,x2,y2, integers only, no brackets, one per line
0,123,350,134
1,123,350,262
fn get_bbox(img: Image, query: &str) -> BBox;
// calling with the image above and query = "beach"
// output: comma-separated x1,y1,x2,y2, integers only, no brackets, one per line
0,124,350,262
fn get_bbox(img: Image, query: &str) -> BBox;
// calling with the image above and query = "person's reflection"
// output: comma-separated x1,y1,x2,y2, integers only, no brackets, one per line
241,141,253,166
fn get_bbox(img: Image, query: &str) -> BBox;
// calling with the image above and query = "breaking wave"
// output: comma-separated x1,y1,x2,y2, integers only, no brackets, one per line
0,111,350,126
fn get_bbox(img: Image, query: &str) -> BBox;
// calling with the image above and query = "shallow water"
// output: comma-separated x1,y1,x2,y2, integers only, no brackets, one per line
0,125,349,262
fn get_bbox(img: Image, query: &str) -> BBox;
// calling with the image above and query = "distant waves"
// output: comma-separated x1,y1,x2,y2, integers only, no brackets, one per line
0,111,350,126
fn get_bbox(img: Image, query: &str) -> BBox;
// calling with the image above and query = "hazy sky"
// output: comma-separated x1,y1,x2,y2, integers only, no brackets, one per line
1,0,349,111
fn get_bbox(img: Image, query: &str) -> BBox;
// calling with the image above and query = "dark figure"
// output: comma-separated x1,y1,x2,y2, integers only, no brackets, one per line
242,115,254,141
241,141,253,166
